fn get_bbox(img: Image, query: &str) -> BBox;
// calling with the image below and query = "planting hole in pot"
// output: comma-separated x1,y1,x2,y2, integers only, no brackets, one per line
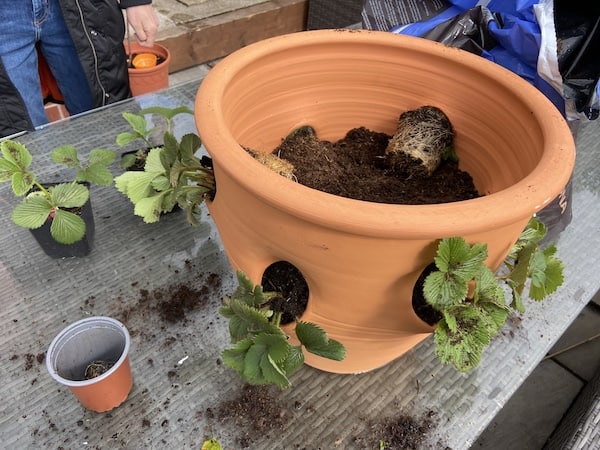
261,261,308,325
412,263,442,326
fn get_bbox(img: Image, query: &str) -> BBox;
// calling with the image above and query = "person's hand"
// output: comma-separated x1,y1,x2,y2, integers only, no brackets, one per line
126,5,159,47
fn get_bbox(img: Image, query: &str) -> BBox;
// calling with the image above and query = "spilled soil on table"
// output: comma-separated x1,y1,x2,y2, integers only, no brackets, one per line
112,266,222,333
203,382,445,449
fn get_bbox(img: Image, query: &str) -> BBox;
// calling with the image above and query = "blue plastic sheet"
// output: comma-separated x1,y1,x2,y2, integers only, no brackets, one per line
361,0,600,240
362,0,600,121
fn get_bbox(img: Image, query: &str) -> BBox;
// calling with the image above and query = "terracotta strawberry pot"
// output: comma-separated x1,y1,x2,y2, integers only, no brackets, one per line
126,42,170,96
46,317,133,412
195,30,575,374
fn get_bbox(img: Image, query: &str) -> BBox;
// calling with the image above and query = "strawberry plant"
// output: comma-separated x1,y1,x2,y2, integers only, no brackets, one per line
116,106,194,169
423,217,564,372
114,106,215,224
0,140,115,244
220,271,346,388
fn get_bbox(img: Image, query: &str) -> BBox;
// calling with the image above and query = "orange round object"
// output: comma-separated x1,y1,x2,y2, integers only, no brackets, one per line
132,53,157,69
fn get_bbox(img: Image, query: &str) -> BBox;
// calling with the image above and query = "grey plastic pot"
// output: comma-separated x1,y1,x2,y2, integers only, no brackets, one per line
46,316,133,412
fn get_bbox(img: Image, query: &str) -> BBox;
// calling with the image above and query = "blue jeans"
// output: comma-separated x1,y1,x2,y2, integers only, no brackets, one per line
0,0,93,128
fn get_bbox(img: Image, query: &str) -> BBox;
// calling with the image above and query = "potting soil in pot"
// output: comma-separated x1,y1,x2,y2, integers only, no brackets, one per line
251,109,481,205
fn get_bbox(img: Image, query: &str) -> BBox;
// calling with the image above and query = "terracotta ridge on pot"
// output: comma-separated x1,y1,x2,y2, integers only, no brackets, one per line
195,29,575,373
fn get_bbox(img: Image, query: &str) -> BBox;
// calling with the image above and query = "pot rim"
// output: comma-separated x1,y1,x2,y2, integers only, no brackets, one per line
196,29,576,237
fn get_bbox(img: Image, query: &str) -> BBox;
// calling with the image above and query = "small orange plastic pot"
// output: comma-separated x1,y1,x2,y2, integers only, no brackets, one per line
126,42,171,96
46,317,133,412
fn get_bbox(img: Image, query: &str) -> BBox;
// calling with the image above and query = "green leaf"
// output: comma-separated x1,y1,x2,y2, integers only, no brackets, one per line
168,158,184,188
528,250,548,298
1,140,32,170
473,265,505,306
49,183,89,208
200,438,223,450
425,237,489,311
50,209,86,244
434,307,491,372
542,247,564,294
507,242,536,298
0,157,20,182
115,171,160,202
423,270,469,310
423,217,566,374
220,271,345,388
281,345,305,377
10,170,36,196
435,238,487,280
254,333,290,363
51,146,115,186
458,245,487,281
509,284,525,313
442,310,458,332
0,141,35,193
116,131,142,147
478,301,509,337
184,202,202,226
138,106,194,136
230,271,276,308
121,112,151,138
434,238,466,271
161,133,179,168
179,133,202,162
222,339,253,374
134,194,166,223
295,321,346,361
158,189,178,213
145,147,167,173
528,246,564,300
295,321,328,348
506,217,546,261
138,105,193,121
88,148,117,166
223,297,277,341
201,438,222,450
120,152,139,169
242,334,291,387
232,271,257,302
77,165,114,186
261,354,292,388
11,195,53,229
51,145,80,167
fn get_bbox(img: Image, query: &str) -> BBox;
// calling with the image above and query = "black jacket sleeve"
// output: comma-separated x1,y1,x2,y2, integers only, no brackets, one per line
119,0,152,8
0,58,33,137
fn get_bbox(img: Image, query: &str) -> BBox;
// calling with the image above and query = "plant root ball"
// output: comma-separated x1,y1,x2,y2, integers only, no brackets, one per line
385,105,454,177
246,148,295,180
